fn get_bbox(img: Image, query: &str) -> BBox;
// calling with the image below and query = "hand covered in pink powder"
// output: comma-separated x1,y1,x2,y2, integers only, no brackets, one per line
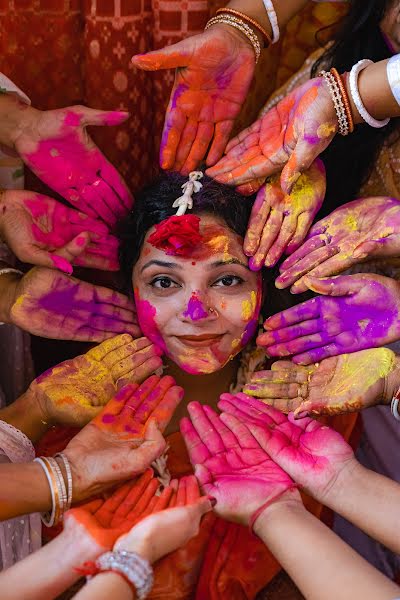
242,348,397,417
277,196,400,293
207,77,336,195
6,266,139,341
64,375,184,501
218,393,355,504
132,25,255,174
244,159,325,269
29,334,163,427
13,105,133,227
180,402,295,527
257,273,400,364
0,189,119,272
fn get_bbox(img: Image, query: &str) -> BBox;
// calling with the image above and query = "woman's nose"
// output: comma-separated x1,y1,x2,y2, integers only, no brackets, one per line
180,291,218,322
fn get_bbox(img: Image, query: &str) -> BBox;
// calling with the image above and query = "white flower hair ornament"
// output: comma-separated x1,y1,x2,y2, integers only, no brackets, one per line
172,171,203,216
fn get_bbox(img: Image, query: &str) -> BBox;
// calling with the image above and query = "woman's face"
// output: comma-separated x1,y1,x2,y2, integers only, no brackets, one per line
133,214,262,375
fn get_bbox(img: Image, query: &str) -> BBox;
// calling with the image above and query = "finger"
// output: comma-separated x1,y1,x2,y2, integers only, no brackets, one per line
303,274,362,296
250,368,309,384
110,344,161,379
92,285,135,311
102,337,153,368
118,374,161,417
159,107,186,170
244,186,270,257
248,209,283,271
244,381,306,400
203,404,238,449
352,236,400,260
95,383,139,425
113,475,159,522
236,177,266,196
224,120,261,155
256,317,321,347
276,245,340,290
176,476,187,507
148,385,184,432
264,215,297,267
206,120,234,167
180,416,211,464
174,118,199,172
86,333,133,362
125,375,175,423
116,356,163,389
79,184,117,227
150,485,175,513
219,393,286,426
187,402,225,454
266,331,335,358
261,298,320,331
285,212,315,255
293,341,343,365
87,314,139,335
74,106,129,128
185,475,201,504
213,153,276,187
219,412,259,449
280,235,328,271
99,161,134,213
290,252,354,293
182,121,214,173
73,251,119,272
131,41,191,70
94,481,134,524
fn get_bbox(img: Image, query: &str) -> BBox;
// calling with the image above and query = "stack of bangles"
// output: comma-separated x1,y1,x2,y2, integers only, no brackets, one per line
34,452,72,526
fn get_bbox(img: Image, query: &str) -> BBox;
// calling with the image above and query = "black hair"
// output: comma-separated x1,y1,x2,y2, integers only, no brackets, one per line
312,0,398,216
118,172,256,293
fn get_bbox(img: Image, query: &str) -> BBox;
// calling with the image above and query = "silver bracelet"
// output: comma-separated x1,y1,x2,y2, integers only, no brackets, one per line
0,268,23,277
319,70,349,136
55,453,73,510
96,550,153,600
387,54,400,108
349,59,390,128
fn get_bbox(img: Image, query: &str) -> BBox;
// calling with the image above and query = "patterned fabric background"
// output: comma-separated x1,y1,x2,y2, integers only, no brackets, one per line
0,1,348,193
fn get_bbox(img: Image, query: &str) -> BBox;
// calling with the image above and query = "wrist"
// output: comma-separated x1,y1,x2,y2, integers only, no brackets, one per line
0,271,21,323
0,94,39,150
318,456,363,511
207,22,261,54
253,492,305,540
114,533,154,565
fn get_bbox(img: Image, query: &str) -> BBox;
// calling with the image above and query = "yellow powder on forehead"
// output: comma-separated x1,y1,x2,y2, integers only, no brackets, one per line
326,348,395,398
241,291,257,321
206,234,230,257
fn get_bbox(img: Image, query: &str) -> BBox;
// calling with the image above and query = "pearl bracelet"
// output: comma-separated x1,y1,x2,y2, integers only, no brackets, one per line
349,59,390,128
319,70,350,136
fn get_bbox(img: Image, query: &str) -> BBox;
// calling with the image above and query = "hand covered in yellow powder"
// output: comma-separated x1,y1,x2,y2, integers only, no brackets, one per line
244,159,325,269
276,196,400,293
243,348,399,417
29,334,163,427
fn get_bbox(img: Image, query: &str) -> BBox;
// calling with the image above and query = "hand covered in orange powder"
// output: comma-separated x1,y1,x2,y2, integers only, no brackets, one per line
0,190,119,273
181,402,294,527
63,375,184,501
114,475,212,564
244,159,325,269
242,348,397,417
64,470,175,555
13,104,133,227
218,393,355,505
6,266,138,341
207,77,336,196
131,25,255,174
277,196,400,293
29,334,163,427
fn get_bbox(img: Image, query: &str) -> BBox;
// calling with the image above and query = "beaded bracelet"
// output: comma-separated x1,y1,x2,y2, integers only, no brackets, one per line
262,0,279,43
205,15,261,63
215,8,272,47
349,59,390,129
319,70,350,136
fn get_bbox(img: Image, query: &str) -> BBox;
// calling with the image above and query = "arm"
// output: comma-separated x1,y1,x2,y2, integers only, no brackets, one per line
254,500,400,600
227,0,309,40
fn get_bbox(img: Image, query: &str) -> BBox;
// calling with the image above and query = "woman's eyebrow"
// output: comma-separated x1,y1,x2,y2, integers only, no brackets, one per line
141,259,181,273
209,258,249,269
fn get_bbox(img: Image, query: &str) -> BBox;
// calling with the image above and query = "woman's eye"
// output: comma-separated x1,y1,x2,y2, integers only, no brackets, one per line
150,277,179,289
213,275,244,287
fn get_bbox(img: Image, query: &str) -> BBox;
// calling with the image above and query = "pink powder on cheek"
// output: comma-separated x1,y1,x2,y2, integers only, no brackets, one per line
183,292,208,321
135,296,167,352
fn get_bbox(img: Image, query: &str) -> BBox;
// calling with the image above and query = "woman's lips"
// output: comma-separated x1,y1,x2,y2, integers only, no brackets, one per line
176,334,224,348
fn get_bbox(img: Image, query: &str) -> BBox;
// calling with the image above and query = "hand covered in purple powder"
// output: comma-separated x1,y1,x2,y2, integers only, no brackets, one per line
132,25,255,174
0,189,119,272
180,401,295,527
207,77,336,195
244,159,325,269
218,393,355,505
6,266,139,341
13,105,133,227
242,348,397,417
257,273,400,364
277,196,400,293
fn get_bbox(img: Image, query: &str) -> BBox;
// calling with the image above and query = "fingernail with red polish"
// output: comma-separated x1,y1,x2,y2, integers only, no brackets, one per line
208,497,217,507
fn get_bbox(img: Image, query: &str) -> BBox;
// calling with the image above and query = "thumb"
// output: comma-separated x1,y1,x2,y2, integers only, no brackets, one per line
352,236,400,260
144,418,166,449
74,106,129,127
281,142,316,195
189,496,213,518
54,232,92,270
19,243,73,274
131,39,192,71
303,274,362,297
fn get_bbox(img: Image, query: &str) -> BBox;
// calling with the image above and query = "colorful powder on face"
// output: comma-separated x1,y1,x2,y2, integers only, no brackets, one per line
134,292,167,352
183,292,209,321
241,291,257,321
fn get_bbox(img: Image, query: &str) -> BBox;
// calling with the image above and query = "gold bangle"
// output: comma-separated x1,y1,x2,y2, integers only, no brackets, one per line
216,8,272,47
205,15,261,63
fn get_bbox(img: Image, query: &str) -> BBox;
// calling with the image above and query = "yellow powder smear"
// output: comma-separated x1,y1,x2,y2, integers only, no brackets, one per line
241,291,257,321
207,235,230,260
344,214,359,231
328,348,395,397
291,173,315,212
317,122,336,139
